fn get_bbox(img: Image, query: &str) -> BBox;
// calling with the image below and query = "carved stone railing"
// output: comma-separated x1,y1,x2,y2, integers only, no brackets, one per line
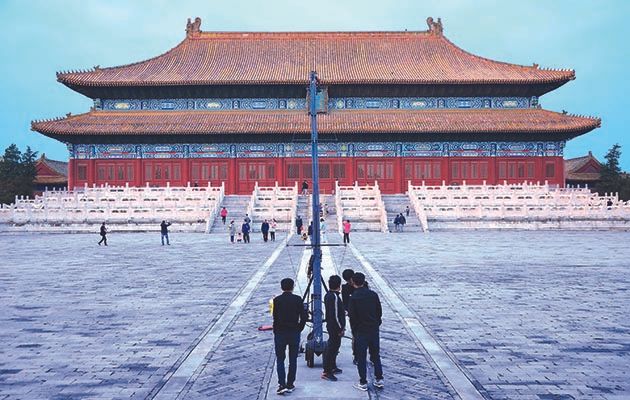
0,182,225,229
407,181,630,221
335,181,388,232
246,181,298,231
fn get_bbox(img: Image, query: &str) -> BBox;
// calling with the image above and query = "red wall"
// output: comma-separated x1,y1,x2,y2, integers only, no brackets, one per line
70,156,565,194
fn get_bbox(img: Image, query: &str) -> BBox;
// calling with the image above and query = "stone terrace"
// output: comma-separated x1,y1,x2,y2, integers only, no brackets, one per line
0,231,629,399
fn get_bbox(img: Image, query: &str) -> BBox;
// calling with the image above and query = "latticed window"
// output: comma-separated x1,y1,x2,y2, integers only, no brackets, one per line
545,163,555,178
77,165,87,180
287,164,299,179
333,164,346,179
319,164,330,179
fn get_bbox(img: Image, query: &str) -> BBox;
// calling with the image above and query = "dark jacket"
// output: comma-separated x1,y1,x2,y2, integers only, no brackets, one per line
296,217,303,228
273,292,308,333
325,291,345,332
160,221,171,234
100,225,107,236
261,222,270,233
399,215,406,225
307,224,313,236
394,215,400,225
242,223,250,234
341,282,354,311
348,286,382,334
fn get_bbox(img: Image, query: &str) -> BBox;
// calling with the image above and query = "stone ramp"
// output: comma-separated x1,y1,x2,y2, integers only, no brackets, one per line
209,195,251,233
382,194,423,232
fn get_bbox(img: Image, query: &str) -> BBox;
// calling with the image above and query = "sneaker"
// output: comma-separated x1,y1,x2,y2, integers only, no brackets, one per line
321,373,338,381
354,382,368,391
285,384,295,393
333,367,343,374
276,385,288,395
374,378,384,388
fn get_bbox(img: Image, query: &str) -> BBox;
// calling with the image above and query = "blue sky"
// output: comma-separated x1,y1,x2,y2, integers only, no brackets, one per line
1,0,628,169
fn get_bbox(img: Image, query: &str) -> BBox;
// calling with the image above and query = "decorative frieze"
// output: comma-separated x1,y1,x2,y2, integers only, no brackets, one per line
69,141,564,160
99,96,533,111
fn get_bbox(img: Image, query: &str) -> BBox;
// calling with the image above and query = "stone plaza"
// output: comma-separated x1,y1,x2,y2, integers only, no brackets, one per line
1,230,628,399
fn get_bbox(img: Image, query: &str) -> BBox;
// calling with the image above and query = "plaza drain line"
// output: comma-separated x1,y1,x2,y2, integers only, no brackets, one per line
147,239,288,400
349,243,487,400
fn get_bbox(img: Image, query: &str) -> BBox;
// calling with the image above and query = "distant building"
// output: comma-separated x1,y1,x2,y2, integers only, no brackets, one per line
32,17,600,193
564,151,602,187
34,154,67,193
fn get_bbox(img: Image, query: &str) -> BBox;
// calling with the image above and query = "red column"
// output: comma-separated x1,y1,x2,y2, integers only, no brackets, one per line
181,159,190,187
67,159,75,190
135,159,142,187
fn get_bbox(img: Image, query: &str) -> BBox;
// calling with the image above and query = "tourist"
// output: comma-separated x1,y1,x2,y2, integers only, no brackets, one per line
272,278,308,395
307,221,313,238
270,219,277,242
405,205,410,217
244,213,252,225
220,207,228,225
242,219,251,243
322,275,345,382
160,220,172,245
341,268,356,364
607,199,613,210
399,213,406,232
261,219,270,242
393,214,400,232
342,220,351,244
320,217,327,242
301,180,309,195
98,222,108,246
341,268,355,312
296,215,304,235
229,220,236,243
348,272,384,391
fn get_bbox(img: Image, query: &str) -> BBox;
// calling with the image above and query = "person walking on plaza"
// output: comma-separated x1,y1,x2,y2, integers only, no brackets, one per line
160,220,172,245
261,219,270,242
273,278,308,395
322,275,345,382
301,180,309,195
229,220,236,243
342,219,352,244
399,213,406,232
242,219,251,243
220,207,228,225
405,205,410,217
296,215,303,235
270,219,277,242
320,217,327,242
98,222,108,246
348,272,384,391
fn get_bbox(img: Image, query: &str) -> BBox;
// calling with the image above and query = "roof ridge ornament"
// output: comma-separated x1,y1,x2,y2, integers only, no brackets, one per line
426,17,443,35
186,17,202,38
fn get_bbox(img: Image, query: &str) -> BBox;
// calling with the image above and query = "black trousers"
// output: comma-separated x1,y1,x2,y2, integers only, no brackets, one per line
343,233,350,243
270,231,276,241
98,234,107,245
243,232,250,243
324,327,342,373
263,232,269,242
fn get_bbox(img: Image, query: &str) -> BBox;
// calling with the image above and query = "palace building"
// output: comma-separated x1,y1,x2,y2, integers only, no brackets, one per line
32,17,600,194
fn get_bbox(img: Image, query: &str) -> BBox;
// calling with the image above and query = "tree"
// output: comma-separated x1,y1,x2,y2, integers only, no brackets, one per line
0,144,38,204
595,143,630,201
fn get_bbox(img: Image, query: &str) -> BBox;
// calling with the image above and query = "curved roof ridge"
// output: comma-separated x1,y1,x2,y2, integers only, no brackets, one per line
437,34,575,81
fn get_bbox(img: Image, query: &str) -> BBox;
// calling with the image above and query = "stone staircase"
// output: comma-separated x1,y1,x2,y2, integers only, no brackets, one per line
382,194,424,232
209,195,251,233
321,194,338,233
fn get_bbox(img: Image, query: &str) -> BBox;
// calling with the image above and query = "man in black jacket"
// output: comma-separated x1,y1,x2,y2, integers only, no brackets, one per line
348,272,384,391
322,275,345,381
273,278,308,395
